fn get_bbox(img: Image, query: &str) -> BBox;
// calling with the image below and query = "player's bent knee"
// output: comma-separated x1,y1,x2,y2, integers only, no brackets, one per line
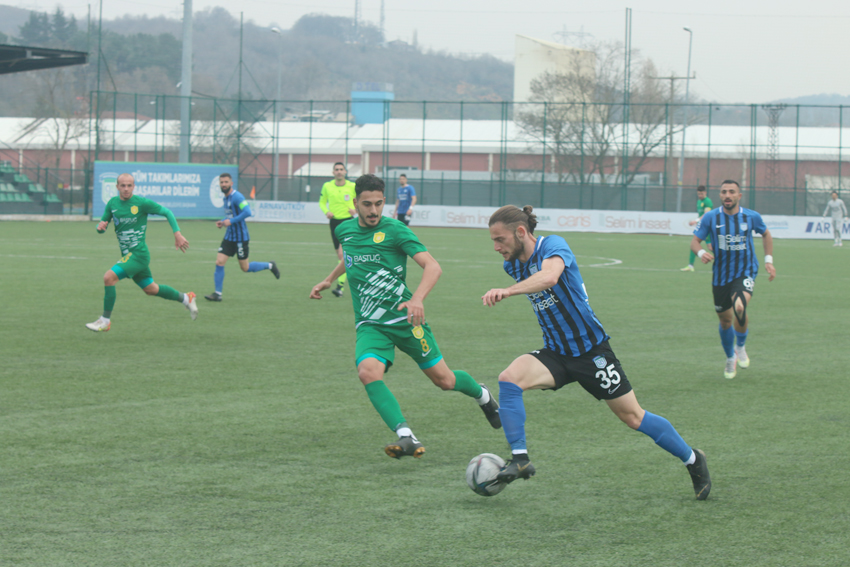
357,364,384,385
498,369,521,385
621,413,643,430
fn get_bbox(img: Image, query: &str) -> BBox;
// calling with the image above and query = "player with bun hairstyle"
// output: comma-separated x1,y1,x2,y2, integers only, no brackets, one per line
482,204,712,500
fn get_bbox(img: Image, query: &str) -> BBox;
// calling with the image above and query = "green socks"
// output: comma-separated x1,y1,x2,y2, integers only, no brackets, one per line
103,285,116,318
689,250,697,265
364,372,481,432
452,370,483,398
337,264,347,286
365,380,406,432
155,284,181,302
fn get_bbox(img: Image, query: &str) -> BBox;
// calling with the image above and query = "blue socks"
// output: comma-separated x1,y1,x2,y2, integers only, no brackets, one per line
637,411,692,462
499,381,527,453
214,265,225,293
248,262,270,273
735,329,748,347
500,382,694,464
719,324,735,358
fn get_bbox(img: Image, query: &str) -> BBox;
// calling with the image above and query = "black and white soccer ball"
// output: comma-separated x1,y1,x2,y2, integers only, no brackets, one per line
466,453,507,497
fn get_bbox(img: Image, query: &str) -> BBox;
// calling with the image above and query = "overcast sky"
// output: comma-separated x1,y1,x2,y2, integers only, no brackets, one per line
16,0,850,103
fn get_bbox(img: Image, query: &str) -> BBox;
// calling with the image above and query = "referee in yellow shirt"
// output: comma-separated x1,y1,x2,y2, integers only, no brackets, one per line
319,162,357,297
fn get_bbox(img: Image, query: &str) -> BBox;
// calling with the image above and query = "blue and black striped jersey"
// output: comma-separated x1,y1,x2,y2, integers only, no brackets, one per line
223,190,252,242
504,235,609,357
694,207,767,286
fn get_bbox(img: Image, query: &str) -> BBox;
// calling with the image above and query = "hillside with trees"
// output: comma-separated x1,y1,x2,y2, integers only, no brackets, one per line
0,5,513,119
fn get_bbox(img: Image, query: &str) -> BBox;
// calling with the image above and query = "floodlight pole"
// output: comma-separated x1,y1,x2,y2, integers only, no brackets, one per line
179,0,193,163
676,27,693,212
271,27,283,200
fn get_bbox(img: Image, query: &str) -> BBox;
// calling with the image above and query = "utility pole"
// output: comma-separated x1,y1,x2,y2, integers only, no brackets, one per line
179,0,193,163
380,0,385,43
762,104,787,191
651,73,694,190
553,24,593,48
677,27,694,213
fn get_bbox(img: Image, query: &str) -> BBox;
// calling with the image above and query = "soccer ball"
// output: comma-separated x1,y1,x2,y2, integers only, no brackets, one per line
466,453,507,497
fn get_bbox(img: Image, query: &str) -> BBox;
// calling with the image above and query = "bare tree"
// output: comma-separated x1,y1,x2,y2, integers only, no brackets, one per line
21,69,89,170
516,41,678,186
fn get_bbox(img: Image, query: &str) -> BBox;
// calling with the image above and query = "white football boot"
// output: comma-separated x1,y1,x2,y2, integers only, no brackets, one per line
85,317,111,332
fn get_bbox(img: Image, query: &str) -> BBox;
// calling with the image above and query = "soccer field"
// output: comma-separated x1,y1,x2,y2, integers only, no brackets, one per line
1,220,847,566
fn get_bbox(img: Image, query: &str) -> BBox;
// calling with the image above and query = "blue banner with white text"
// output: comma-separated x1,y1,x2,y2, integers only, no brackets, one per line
93,162,239,219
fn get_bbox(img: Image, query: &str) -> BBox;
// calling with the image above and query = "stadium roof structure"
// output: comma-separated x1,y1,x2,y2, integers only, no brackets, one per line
0,44,87,75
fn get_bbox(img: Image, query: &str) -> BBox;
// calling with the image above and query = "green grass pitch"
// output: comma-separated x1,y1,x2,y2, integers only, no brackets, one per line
1,219,847,566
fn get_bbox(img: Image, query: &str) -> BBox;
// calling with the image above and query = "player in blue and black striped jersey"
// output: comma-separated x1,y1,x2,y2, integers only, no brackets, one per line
481,205,711,500
691,180,776,379
205,173,280,302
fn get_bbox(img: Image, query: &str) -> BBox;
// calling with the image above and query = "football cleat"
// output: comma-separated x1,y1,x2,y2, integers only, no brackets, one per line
85,317,111,332
384,436,425,459
204,292,222,302
680,265,695,272
186,292,199,320
270,261,281,280
478,384,502,429
686,448,712,500
332,284,345,298
736,345,750,368
724,356,737,379
497,457,536,484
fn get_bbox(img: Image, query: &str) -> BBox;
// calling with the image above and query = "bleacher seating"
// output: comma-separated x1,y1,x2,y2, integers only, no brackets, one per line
0,166,64,214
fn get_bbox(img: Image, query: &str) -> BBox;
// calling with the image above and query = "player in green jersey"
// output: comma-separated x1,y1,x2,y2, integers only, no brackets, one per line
85,173,198,332
310,173,501,459
681,185,714,272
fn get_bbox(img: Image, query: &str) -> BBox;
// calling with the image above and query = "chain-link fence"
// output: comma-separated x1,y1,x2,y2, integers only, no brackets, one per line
4,91,848,216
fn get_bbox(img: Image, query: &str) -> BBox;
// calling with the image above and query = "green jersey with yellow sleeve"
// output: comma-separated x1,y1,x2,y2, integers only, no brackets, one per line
697,197,713,216
335,216,428,328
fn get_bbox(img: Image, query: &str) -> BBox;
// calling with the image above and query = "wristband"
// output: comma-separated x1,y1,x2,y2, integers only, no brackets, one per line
764,255,773,264
697,249,706,258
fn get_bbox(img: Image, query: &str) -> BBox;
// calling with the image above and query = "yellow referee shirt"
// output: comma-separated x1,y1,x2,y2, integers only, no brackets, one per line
319,179,356,219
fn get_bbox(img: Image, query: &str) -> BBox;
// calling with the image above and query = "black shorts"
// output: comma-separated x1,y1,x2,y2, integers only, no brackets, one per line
219,239,249,260
713,276,754,312
529,341,632,401
329,217,353,249
396,213,410,226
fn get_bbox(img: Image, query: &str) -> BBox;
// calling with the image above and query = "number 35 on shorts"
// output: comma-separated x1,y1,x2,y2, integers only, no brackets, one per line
593,355,621,389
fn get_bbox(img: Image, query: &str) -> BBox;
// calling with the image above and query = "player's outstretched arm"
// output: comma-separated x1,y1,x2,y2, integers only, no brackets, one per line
174,231,189,253
482,256,564,307
310,262,347,299
762,230,776,281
